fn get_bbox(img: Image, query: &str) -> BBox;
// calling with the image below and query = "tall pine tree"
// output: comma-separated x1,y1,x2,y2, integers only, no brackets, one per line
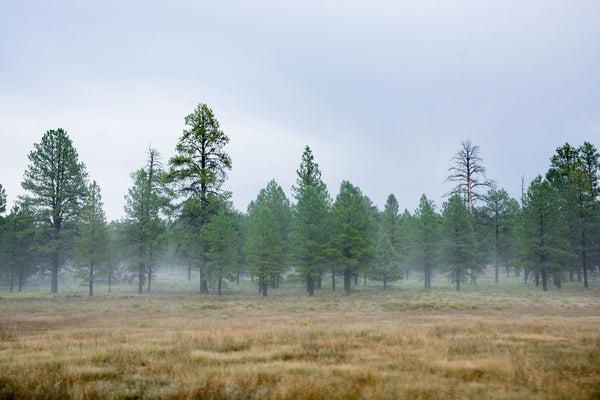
330,181,375,295
74,181,109,296
441,194,478,290
290,146,330,296
21,129,88,293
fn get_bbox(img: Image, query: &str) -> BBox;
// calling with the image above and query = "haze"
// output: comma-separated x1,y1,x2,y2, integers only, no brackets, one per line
1,0,599,220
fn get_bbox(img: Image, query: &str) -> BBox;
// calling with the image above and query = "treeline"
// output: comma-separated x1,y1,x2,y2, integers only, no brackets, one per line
0,104,599,295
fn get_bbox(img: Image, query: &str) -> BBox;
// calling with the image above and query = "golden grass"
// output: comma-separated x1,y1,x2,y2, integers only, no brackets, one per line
1,287,599,399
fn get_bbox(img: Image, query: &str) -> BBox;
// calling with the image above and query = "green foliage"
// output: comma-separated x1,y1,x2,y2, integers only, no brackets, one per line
520,175,575,291
441,194,478,290
20,128,88,293
549,142,600,288
330,181,375,295
168,103,232,201
292,146,327,197
204,204,238,295
168,104,232,293
481,188,521,283
410,194,441,289
0,203,37,291
380,194,401,254
245,206,284,296
248,179,292,255
74,181,109,296
290,146,331,296
368,231,403,288
123,151,169,293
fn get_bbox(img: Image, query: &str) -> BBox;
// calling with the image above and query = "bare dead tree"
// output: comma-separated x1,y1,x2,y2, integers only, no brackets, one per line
446,141,495,213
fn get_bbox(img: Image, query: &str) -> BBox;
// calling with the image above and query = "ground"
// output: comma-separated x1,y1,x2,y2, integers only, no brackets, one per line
0,272,599,399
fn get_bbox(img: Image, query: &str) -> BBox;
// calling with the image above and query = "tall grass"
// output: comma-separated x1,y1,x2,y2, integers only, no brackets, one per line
1,278,599,399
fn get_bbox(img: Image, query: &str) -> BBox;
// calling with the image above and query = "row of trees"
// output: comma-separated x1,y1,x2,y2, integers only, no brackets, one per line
1,105,599,295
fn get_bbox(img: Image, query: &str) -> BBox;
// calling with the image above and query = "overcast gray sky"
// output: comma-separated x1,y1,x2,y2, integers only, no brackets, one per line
1,0,599,221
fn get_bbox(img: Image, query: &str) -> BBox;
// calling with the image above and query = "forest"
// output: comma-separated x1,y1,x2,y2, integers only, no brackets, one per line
1,103,599,296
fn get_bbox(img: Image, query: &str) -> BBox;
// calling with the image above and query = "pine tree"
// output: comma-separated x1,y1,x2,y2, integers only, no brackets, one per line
410,194,441,289
204,204,238,295
521,175,574,291
482,188,520,283
245,206,284,297
330,181,375,295
290,146,331,296
550,142,599,288
369,231,402,288
21,129,88,293
74,181,109,296
1,203,37,292
168,103,232,293
446,141,495,213
123,163,168,293
248,179,292,273
441,194,478,290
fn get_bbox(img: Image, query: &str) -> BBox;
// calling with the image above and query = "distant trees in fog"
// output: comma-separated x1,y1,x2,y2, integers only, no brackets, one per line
1,105,599,294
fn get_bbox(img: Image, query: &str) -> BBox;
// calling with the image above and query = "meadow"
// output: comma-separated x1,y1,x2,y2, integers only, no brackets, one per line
1,272,599,399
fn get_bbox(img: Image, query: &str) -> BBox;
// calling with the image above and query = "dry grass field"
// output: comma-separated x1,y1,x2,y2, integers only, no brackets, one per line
1,277,599,399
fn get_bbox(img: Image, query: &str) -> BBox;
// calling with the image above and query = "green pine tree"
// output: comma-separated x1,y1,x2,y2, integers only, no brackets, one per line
521,175,575,291
290,146,331,296
441,194,478,291
21,129,88,293
369,231,402,288
245,206,284,297
204,204,238,295
1,203,37,292
330,181,375,295
74,181,109,296
410,194,441,289
168,103,232,293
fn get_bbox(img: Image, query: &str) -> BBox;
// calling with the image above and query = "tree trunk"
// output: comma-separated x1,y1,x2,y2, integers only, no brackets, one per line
364,274,367,285
456,271,461,291
51,264,59,293
89,265,94,296
541,268,548,291
147,265,152,292
199,255,208,294
218,276,222,296
307,274,314,296
582,235,589,289
495,224,500,284
9,271,14,293
331,265,336,291
344,269,351,296
261,276,268,297
138,243,145,294
51,229,59,293
188,264,191,282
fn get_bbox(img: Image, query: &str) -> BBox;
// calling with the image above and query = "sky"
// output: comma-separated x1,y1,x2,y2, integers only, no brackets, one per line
1,0,599,221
